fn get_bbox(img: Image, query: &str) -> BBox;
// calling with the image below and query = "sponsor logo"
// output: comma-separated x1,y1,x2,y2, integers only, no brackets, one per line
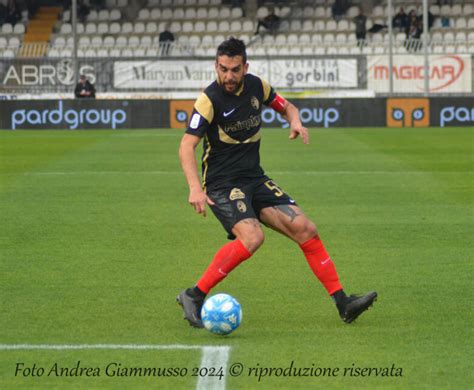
386,99,429,127
256,62,284,84
10,101,127,130
170,100,194,129
221,115,261,133
262,107,340,128
440,106,474,127
189,113,201,129
236,200,247,213
130,63,214,83
321,258,331,265
218,268,228,276
229,188,245,200
372,55,466,92
256,59,356,88
223,108,236,117
2,60,95,86
113,61,215,89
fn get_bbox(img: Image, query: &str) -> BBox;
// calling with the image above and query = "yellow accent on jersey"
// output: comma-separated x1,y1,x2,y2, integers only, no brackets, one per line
234,82,245,96
201,134,212,191
194,93,214,124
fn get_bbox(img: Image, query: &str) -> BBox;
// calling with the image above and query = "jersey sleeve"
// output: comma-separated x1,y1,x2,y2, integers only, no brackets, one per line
260,77,277,106
185,92,214,137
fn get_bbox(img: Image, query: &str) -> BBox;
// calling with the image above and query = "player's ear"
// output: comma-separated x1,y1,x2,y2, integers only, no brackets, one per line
243,62,249,74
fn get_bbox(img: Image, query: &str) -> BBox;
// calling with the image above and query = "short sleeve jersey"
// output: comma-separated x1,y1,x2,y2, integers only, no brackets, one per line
186,73,276,191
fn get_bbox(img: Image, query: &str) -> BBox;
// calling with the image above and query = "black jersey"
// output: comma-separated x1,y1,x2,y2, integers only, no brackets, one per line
185,73,277,191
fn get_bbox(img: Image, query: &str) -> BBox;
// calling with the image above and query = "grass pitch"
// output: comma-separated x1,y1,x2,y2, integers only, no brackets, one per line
0,127,472,389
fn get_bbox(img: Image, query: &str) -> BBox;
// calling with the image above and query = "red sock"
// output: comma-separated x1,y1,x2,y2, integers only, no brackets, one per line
300,236,343,295
197,239,252,294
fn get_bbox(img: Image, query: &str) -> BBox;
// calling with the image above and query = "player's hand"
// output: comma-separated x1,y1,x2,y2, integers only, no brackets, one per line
289,124,309,144
189,188,215,217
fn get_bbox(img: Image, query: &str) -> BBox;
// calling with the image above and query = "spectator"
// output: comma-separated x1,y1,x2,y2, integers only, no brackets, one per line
405,20,422,52
26,0,38,18
90,0,105,11
254,7,280,35
368,22,387,34
0,3,8,24
441,15,450,28
353,8,367,47
77,0,89,23
231,0,245,16
258,0,284,5
332,0,349,21
423,11,435,31
159,25,174,56
407,9,418,28
231,0,244,8
5,0,21,25
74,75,96,98
392,7,409,32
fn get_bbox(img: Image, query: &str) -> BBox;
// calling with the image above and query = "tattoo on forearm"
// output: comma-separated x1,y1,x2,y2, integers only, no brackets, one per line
273,205,300,222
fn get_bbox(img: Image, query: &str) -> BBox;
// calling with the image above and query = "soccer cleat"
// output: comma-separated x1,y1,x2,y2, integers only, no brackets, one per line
177,290,204,328
339,291,377,324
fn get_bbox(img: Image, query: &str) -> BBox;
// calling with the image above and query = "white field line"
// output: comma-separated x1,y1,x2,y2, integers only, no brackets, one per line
0,344,230,390
1,171,472,176
0,133,182,138
197,346,231,390
0,344,209,350
110,133,183,137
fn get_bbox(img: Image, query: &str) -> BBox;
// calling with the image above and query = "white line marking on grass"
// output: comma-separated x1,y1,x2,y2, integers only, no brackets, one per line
9,171,182,176
110,133,182,138
0,344,231,390
0,344,210,350
0,133,182,139
1,171,472,177
273,171,474,175
197,346,231,390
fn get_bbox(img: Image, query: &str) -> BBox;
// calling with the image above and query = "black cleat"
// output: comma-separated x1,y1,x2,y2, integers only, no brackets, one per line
177,290,204,328
339,291,377,324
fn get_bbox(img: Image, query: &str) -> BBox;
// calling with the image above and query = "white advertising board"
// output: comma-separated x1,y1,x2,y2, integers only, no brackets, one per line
114,59,358,90
368,55,472,93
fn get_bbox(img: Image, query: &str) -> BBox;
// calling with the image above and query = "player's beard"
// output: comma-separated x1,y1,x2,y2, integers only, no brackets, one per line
221,79,242,94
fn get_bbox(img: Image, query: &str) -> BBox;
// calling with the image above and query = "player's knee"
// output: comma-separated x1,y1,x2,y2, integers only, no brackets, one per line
291,219,318,242
240,230,265,253
304,220,318,237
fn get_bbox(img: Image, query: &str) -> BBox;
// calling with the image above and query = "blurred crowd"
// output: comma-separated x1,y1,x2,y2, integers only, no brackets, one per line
0,0,38,25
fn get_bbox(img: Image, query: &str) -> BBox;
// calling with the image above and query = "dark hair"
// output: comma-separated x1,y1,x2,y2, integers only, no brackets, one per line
216,37,247,63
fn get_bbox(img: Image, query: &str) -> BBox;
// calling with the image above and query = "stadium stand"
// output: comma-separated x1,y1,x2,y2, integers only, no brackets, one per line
1,0,474,58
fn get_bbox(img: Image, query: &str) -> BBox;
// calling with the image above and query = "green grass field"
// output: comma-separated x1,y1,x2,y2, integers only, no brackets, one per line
0,128,472,389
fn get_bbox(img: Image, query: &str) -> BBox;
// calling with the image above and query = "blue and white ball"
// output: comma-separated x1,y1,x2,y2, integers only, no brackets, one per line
201,294,242,335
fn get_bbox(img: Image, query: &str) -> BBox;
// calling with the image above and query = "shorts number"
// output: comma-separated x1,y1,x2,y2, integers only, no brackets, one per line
264,180,284,197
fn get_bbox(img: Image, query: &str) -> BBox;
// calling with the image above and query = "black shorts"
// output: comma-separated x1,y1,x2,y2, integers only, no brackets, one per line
207,176,297,239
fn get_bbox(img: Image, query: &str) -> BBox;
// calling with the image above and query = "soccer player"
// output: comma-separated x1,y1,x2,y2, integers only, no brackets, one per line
177,38,377,328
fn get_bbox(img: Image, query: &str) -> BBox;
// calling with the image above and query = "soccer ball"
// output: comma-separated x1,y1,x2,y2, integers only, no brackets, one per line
201,294,242,335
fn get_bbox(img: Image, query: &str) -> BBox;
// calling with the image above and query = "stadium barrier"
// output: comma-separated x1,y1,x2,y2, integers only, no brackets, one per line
0,97,472,130
0,54,472,96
